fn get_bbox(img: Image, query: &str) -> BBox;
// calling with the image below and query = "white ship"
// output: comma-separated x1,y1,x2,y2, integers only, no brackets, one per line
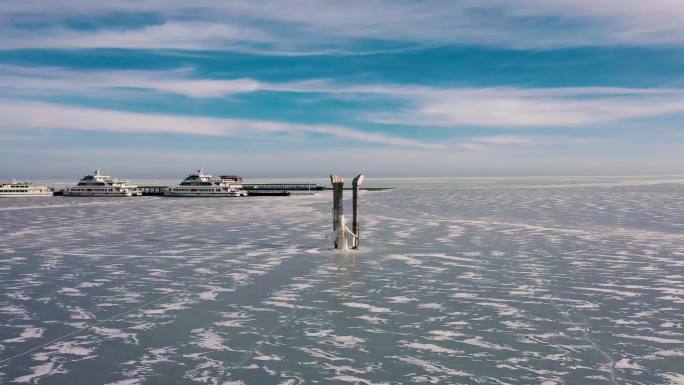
164,169,247,197
0,180,53,197
63,169,142,197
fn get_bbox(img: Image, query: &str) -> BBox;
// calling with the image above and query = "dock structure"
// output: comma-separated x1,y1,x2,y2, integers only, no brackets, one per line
135,183,323,196
330,174,364,250
246,190,290,197
242,183,324,191
55,180,387,198
352,174,364,250
330,175,344,249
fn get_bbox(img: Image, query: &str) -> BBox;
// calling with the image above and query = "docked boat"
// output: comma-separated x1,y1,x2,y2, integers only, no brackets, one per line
219,175,245,185
164,169,247,197
0,180,53,197
63,169,141,197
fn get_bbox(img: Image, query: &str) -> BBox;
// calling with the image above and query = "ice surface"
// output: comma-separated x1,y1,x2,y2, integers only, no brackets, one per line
0,177,682,384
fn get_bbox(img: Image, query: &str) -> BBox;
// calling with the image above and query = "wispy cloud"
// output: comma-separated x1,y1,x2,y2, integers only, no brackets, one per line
4,65,684,128
365,87,684,128
0,22,276,51
0,65,326,98
2,1,684,52
0,101,441,148
471,135,530,144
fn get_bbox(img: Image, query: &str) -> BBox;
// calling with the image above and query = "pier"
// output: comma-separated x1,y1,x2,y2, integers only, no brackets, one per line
51,181,393,197
135,183,321,196
329,174,364,250
241,183,324,191
244,190,291,197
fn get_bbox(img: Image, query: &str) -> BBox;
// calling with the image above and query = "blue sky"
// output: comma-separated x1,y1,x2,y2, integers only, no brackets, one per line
1,1,683,178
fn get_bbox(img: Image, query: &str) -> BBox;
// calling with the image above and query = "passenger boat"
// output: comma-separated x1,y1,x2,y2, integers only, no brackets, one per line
219,175,245,185
63,169,142,197
164,169,247,197
0,180,53,197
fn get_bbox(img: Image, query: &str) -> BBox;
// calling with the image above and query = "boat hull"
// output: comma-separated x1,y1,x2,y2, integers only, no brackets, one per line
63,190,140,197
163,191,245,197
0,192,53,197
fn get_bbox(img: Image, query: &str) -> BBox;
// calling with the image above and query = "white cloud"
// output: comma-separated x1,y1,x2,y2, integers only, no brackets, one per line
510,0,684,45
0,65,327,98
2,1,684,51
0,22,275,51
0,101,440,148
366,87,684,128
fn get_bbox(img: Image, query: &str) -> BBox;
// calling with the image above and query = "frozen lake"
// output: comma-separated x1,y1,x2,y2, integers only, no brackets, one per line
0,177,683,384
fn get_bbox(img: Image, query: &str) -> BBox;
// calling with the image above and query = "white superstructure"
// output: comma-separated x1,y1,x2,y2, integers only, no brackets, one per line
0,180,53,197
63,169,141,197
164,169,247,197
